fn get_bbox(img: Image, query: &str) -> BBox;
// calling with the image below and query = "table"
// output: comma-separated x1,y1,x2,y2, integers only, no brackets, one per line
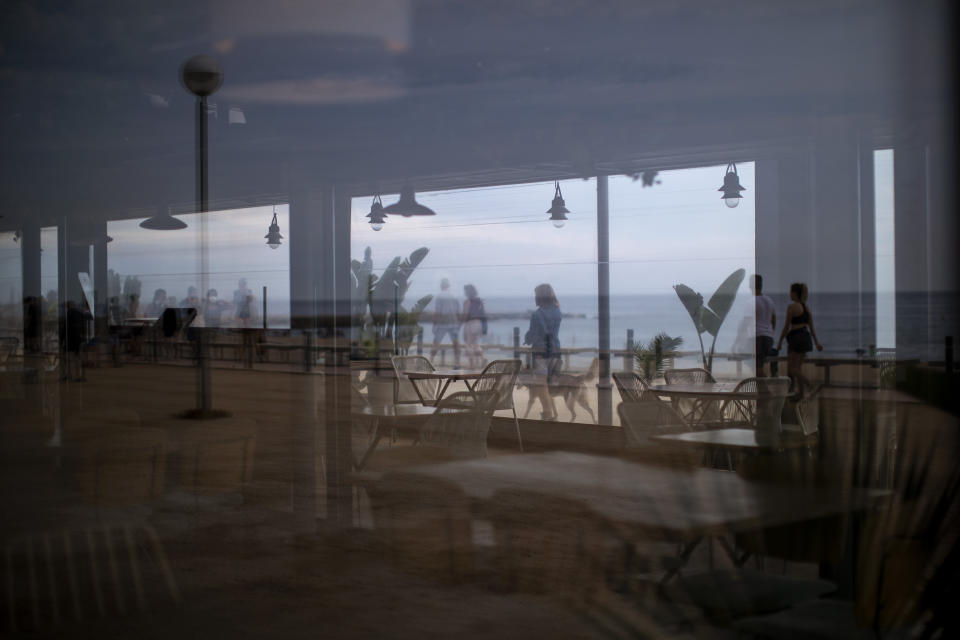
653,427,817,454
405,368,491,406
350,403,447,470
772,355,883,386
652,382,760,425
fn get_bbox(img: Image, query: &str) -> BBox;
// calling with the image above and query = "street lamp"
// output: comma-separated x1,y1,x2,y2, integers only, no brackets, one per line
181,54,222,416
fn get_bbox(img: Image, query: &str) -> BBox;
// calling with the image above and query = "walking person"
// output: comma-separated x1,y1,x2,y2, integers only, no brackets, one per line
524,283,562,421
752,275,777,376
462,284,487,369
776,282,823,398
429,278,461,367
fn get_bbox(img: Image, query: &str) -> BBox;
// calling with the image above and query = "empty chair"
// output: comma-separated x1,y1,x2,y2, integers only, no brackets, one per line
722,376,791,431
420,391,496,459
390,355,439,405
664,367,719,425
468,359,523,451
618,402,699,468
367,471,474,583
612,371,657,403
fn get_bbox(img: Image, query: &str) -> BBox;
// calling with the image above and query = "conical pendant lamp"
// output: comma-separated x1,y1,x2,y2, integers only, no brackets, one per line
140,205,188,230
382,185,436,217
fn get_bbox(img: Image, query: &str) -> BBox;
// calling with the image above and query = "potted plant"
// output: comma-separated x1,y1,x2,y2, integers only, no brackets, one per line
673,269,745,373
634,332,683,382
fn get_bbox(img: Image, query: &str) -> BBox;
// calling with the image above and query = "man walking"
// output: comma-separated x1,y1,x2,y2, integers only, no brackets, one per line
429,278,461,367
752,274,777,376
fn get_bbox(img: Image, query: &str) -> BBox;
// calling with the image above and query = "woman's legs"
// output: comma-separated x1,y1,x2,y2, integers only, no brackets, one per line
787,351,808,397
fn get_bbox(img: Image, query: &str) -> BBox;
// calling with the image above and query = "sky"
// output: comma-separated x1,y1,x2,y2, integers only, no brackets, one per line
351,163,757,304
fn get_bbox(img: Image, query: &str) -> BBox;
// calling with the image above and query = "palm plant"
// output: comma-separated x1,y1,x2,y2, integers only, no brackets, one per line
674,268,745,373
634,332,683,381
350,246,433,357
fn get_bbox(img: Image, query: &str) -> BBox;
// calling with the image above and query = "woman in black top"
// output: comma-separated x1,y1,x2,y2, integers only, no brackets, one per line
776,282,823,398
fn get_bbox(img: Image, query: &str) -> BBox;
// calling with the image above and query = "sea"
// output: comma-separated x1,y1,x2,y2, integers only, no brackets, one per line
423,291,959,376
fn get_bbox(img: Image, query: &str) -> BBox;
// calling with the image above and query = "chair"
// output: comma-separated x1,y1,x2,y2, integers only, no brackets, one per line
612,371,657,403
468,359,523,451
729,376,791,432
367,471,475,583
390,355,439,406
618,402,699,468
664,368,720,426
419,391,496,459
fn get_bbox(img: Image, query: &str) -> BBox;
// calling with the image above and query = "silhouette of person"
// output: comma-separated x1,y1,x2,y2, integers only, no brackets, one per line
524,283,562,420
462,284,486,369
776,282,823,398
204,289,226,328
232,278,251,325
63,300,91,381
751,275,777,376
185,286,201,311
145,288,167,317
429,278,461,366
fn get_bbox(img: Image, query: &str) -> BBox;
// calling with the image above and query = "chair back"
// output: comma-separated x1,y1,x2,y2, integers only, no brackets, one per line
421,391,495,458
721,377,759,425
367,471,474,583
612,371,656,403
754,376,791,433
618,402,699,468
664,367,715,385
472,359,521,411
390,355,437,405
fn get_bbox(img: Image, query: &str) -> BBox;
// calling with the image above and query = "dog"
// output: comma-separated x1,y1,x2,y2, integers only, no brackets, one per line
520,357,599,423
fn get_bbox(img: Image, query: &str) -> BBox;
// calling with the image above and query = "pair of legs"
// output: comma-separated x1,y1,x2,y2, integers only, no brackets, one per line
430,326,460,367
532,355,558,420
755,335,774,377
462,319,484,369
787,350,809,397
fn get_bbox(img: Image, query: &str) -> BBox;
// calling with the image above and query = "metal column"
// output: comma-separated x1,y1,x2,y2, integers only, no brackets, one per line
596,175,612,424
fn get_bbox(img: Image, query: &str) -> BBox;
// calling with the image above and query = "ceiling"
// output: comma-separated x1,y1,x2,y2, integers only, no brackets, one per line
0,0,952,226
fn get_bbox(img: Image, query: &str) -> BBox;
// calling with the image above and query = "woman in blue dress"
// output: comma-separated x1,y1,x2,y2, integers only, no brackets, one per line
524,283,562,420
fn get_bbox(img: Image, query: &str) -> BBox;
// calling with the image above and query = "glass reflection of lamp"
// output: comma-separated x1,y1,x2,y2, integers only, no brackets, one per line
366,195,388,231
719,163,746,208
382,185,436,216
265,207,282,249
547,181,569,228
140,204,187,230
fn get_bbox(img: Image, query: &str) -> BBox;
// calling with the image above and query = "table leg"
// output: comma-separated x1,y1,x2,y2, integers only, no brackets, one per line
659,537,703,586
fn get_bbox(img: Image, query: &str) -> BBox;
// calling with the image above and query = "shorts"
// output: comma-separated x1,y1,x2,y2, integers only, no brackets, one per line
532,355,561,379
433,324,459,342
755,335,774,369
787,329,813,354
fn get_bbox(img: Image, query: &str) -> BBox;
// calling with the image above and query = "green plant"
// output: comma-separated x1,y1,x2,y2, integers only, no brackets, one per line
350,246,433,357
634,332,683,381
674,268,745,373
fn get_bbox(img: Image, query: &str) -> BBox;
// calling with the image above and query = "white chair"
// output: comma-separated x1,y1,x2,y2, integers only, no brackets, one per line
468,359,523,451
390,355,439,406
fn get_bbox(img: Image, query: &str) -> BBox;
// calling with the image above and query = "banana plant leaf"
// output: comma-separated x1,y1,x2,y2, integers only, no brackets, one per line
704,268,745,333
673,284,705,334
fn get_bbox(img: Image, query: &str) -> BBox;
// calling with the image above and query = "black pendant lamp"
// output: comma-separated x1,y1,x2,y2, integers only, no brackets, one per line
366,195,388,231
382,185,436,217
140,204,188,230
719,163,746,208
547,181,569,228
264,207,282,249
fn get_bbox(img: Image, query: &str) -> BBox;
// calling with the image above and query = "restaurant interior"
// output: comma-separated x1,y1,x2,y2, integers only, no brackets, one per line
1,1,958,638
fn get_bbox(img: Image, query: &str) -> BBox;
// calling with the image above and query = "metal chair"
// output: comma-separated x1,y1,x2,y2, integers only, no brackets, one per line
612,371,657,403
469,359,523,451
720,377,790,430
390,355,439,406
617,402,700,469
